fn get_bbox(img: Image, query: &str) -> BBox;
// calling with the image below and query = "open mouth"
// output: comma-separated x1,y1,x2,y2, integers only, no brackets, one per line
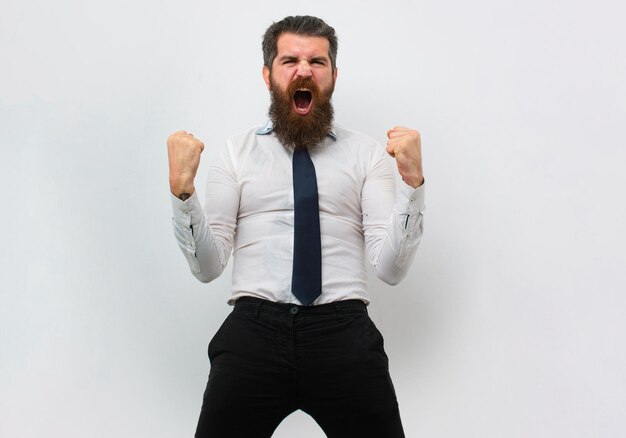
293,89,313,115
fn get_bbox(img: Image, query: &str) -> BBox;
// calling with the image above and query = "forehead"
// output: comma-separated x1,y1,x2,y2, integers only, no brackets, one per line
275,32,330,59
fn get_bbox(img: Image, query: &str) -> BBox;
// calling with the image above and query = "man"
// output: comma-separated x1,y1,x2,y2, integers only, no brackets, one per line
167,15,424,438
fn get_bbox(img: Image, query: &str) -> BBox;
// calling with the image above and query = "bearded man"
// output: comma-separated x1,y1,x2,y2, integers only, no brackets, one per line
167,15,425,438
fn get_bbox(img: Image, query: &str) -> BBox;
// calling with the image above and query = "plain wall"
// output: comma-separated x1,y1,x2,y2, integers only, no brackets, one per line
1,0,625,436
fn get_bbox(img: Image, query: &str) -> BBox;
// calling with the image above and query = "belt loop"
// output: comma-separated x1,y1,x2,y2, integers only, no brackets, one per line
334,302,343,321
255,300,264,319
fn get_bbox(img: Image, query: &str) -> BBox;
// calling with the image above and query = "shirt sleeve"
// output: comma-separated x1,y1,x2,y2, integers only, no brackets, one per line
170,143,239,283
361,146,425,285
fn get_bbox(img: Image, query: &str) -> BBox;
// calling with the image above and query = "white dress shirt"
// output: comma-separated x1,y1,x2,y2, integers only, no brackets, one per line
171,121,425,305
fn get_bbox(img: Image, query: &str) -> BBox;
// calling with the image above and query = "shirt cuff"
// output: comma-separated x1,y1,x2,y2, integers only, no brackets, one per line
171,191,204,226
398,178,426,215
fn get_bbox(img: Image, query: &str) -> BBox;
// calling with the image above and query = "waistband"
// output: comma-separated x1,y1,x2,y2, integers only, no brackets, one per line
233,296,368,316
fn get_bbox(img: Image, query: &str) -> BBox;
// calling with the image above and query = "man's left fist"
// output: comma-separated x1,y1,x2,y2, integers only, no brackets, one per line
386,126,424,188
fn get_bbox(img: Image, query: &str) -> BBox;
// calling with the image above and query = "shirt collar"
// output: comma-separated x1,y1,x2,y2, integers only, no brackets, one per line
255,120,337,141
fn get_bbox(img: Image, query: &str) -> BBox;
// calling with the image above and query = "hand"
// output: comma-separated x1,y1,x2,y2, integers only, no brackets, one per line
386,126,424,188
167,130,205,197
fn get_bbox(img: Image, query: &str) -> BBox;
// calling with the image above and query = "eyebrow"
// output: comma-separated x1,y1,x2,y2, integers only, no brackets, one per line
277,55,330,63
278,55,298,62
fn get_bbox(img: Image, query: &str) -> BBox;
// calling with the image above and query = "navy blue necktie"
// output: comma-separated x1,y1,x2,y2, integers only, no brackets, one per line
291,148,322,305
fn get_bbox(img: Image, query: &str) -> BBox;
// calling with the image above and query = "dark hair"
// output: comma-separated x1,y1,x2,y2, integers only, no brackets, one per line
262,15,338,72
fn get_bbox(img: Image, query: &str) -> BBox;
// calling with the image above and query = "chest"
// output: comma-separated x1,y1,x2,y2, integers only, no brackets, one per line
237,144,365,219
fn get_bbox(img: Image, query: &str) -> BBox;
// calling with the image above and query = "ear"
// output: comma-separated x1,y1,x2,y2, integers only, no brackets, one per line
262,65,271,90
333,66,338,82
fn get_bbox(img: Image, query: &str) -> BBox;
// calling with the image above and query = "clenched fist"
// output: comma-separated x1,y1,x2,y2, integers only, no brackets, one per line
167,130,205,199
386,126,424,188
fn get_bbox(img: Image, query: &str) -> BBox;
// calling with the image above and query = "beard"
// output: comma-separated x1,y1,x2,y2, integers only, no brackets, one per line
268,75,335,151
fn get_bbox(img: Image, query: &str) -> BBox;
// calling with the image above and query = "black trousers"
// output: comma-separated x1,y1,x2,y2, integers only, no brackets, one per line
195,297,406,438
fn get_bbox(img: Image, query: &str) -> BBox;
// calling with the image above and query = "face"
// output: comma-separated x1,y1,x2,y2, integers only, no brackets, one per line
263,33,339,150
263,32,338,107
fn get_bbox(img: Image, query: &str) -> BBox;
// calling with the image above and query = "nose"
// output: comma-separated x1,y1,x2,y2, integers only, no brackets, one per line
295,61,313,78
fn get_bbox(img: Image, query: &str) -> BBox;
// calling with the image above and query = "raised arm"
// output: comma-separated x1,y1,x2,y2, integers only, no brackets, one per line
362,127,425,285
168,132,238,283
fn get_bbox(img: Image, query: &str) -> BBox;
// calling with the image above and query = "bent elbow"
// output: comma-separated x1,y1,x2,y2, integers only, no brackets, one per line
193,269,222,284
375,267,407,286
384,276,402,286
194,273,214,283
189,250,228,284
193,272,220,283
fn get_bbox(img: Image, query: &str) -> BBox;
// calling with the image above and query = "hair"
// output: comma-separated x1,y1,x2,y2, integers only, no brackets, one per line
262,15,338,72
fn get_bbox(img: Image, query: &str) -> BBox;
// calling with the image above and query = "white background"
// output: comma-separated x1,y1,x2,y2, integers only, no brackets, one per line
1,0,625,436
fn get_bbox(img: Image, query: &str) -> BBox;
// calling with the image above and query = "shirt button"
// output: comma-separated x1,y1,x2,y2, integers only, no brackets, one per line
184,211,189,215
290,306,299,315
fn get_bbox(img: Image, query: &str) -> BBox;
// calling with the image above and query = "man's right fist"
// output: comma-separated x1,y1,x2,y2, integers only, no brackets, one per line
167,130,204,198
